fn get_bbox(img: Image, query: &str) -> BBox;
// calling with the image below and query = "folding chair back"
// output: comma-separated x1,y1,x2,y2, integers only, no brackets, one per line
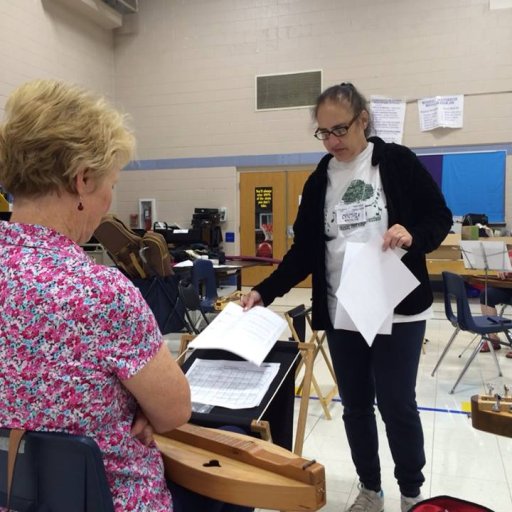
443,272,461,328
0,428,114,512
178,279,211,334
191,259,218,312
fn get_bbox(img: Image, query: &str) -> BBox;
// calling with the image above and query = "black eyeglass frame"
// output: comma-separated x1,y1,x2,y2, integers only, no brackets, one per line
314,111,361,140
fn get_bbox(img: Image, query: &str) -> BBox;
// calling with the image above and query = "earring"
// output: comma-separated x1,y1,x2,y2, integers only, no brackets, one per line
78,197,84,211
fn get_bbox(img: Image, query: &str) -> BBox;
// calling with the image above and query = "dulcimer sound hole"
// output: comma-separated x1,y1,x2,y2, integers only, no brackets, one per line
203,459,221,467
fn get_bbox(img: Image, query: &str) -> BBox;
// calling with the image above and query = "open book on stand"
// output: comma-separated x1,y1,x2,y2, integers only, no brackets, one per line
188,302,287,366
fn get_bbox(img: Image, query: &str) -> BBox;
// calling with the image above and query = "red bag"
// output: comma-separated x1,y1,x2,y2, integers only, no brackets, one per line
411,496,495,512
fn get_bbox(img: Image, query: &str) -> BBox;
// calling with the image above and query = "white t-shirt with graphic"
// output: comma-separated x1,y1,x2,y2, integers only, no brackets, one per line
324,143,388,323
323,144,433,327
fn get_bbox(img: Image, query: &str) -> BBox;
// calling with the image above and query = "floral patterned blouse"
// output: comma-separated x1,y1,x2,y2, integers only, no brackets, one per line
0,221,173,511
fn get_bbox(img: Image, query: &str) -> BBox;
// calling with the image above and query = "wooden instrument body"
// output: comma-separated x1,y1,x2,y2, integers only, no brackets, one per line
466,274,512,289
155,423,326,511
471,394,512,438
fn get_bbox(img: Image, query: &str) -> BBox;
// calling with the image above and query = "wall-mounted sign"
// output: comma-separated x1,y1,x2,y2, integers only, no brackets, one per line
254,187,273,258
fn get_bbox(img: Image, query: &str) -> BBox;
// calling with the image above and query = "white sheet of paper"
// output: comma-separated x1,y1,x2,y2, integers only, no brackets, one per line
460,241,512,271
335,237,420,346
188,302,287,366
418,95,464,131
334,242,393,334
369,96,406,144
334,302,393,336
173,260,193,267
186,359,280,409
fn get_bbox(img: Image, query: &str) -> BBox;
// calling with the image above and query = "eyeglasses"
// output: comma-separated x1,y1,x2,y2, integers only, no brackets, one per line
314,112,360,140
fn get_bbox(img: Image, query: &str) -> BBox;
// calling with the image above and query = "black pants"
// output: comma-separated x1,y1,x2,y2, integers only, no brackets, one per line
479,285,512,308
326,321,426,497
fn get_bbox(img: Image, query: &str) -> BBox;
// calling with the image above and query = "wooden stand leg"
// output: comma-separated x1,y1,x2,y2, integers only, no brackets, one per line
177,334,196,366
294,342,315,456
289,312,338,422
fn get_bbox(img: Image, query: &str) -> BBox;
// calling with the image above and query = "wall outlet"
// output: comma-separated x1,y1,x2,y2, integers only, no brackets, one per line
219,207,227,222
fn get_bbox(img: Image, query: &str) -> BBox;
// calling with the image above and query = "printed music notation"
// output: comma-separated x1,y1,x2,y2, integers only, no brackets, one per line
185,358,280,409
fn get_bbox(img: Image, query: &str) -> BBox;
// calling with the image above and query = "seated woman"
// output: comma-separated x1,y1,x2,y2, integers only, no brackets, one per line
0,79,251,512
479,273,512,357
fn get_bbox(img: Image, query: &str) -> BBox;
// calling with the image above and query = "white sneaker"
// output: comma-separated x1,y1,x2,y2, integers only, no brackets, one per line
400,493,423,512
347,484,384,512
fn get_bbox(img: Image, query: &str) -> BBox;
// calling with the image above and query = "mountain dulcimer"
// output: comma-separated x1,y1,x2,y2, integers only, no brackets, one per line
155,423,326,511
471,385,512,438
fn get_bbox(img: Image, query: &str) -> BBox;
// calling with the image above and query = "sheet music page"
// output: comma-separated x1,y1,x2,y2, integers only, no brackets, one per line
185,358,280,409
188,302,287,366
460,241,512,271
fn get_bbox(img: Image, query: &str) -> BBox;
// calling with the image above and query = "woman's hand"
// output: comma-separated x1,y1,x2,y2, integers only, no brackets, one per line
382,224,413,250
131,409,154,446
240,290,263,311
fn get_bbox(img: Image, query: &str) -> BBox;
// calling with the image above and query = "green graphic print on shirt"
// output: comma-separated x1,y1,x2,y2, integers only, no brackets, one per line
326,178,384,233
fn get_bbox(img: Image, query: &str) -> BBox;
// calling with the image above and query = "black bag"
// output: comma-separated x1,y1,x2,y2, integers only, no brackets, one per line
462,213,489,226
132,275,186,334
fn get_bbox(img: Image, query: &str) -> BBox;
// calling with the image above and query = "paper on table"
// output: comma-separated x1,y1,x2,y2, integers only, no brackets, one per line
173,259,237,270
173,260,193,267
335,237,420,346
185,358,280,409
188,302,287,366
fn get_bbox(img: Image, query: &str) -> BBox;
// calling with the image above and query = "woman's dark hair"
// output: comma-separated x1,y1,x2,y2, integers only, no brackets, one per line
313,82,372,137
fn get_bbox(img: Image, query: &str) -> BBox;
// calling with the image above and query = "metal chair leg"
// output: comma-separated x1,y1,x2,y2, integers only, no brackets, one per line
488,338,503,377
450,337,484,394
457,333,480,358
431,327,460,377
450,336,502,394
504,329,512,349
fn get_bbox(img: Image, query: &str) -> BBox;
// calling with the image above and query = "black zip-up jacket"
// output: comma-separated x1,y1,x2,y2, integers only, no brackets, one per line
254,136,453,330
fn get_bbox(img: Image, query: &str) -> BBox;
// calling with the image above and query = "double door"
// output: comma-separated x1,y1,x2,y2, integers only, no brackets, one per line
239,170,313,288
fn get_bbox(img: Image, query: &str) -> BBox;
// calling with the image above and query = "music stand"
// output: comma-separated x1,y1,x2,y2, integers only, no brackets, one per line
460,240,512,305
177,337,316,455
179,341,297,450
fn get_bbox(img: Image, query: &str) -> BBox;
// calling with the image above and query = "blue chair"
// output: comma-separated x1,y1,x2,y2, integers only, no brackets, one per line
0,428,114,512
191,259,218,313
431,271,512,394
178,278,211,334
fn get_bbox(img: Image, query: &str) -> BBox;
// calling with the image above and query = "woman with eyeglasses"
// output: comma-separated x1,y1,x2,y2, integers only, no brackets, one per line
241,83,452,512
